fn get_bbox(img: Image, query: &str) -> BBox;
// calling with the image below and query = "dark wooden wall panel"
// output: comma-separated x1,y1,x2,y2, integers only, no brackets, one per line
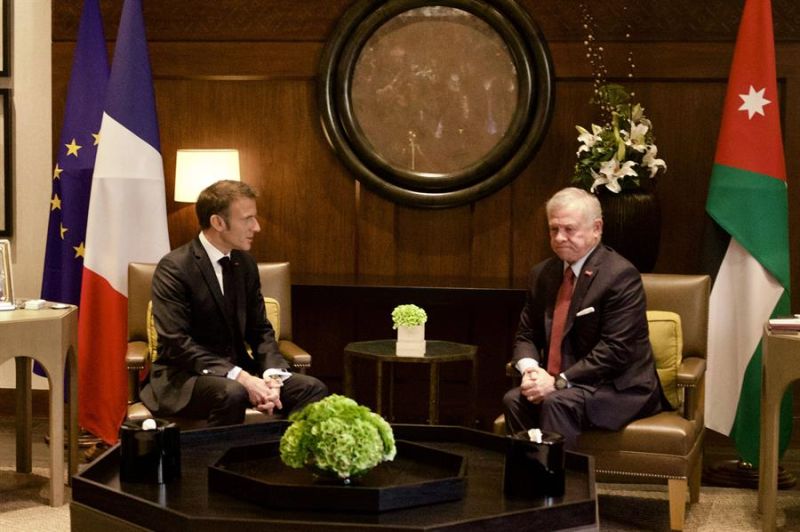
52,4,800,295
395,206,473,281
355,186,397,278
153,79,357,274
471,189,513,284
148,42,322,80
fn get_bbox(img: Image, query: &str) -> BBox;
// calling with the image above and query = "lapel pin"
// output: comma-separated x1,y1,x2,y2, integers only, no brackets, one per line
584,270,593,277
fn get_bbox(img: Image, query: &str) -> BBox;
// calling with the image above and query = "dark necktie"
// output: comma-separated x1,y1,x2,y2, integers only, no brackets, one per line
218,256,237,316
547,267,575,375
219,256,244,361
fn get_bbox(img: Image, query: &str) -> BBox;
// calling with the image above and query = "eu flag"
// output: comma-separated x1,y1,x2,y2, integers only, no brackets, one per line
41,0,109,305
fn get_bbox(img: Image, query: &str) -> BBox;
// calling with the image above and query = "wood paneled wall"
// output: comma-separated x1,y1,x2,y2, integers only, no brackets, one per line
53,0,800,294
51,1,800,426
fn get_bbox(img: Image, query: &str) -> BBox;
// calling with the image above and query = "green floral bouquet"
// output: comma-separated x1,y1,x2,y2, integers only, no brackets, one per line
279,394,396,480
391,304,428,329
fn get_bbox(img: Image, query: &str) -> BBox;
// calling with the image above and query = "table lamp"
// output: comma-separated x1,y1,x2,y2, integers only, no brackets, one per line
174,149,240,203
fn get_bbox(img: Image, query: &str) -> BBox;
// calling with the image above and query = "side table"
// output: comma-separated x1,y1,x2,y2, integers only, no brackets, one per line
343,340,477,425
0,306,79,506
759,326,800,531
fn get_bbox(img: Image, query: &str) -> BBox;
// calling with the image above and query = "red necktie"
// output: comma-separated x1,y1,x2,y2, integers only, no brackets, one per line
547,267,575,375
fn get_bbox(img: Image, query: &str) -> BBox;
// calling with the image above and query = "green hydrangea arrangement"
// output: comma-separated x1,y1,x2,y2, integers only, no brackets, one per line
279,394,396,480
391,304,427,329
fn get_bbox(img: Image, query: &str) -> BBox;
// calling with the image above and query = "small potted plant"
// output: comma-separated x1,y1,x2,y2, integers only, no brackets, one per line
279,394,396,483
392,304,427,357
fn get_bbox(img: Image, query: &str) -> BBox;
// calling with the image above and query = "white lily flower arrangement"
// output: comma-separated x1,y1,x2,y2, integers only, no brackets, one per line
573,84,666,194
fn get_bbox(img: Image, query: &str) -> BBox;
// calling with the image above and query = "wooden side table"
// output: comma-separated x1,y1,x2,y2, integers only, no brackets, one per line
759,326,800,531
343,340,477,425
0,306,79,506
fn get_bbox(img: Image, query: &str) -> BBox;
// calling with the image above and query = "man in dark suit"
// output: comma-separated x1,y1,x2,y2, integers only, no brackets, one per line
140,180,327,426
503,187,664,449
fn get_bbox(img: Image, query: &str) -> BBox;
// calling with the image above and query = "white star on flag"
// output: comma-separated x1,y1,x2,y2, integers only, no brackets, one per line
737,85,771,119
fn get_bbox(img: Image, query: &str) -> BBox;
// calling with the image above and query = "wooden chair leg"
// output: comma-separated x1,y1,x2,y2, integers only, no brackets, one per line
689,462,701,504
667,478,687,530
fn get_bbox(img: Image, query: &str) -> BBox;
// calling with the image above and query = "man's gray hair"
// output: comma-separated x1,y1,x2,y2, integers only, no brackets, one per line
546,187,602,225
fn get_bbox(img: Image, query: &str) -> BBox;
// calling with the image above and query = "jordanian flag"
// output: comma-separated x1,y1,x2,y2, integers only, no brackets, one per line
704,0,792,465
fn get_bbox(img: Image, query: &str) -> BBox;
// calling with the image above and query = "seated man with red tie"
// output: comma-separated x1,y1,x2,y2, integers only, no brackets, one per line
140,180,327,426
502,187,666,449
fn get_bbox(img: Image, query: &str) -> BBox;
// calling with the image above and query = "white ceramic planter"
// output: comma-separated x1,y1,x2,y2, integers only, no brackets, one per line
396,324,426,357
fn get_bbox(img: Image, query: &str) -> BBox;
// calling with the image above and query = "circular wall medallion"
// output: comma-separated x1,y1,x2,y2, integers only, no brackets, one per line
319,0,554,208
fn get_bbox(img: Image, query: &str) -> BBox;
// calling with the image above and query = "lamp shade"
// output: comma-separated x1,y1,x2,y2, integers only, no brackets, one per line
174,149,240,203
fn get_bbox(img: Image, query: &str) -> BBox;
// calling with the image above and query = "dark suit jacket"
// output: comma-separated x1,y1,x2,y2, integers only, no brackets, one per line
140,237,288,415
511,245,663,430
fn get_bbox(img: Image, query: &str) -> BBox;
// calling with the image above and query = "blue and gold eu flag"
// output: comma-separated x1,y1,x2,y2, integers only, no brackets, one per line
41,0,109,305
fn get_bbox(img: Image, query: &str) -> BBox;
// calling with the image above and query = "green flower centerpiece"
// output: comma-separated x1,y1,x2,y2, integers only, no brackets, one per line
279,394,396,482
392,304,427,357
391,304,428,328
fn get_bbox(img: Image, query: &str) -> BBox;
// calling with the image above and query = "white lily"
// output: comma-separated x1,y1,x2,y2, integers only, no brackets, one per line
624,122,649,152
590,168,618,193
642,144,667,177
576,124,603,155
590,159,638,193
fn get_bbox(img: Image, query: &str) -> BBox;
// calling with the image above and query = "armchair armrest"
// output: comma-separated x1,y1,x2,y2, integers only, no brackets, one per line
127,340,149,370
676,356,705,387
126,340,149,403
278,339,311,374
676,356,706,422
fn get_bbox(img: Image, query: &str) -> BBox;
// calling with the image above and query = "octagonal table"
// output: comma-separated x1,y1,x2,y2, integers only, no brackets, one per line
71,422,597,531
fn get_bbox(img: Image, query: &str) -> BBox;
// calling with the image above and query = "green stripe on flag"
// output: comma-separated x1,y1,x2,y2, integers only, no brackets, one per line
730,291,793,465
706,164,789,290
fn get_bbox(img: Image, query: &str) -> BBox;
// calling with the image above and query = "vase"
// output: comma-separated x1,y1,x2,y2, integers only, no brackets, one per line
597,188,661,273
396,324,426,357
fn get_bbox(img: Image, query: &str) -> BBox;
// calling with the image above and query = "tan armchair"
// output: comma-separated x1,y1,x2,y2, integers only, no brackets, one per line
126,261,311,426
495,273,709,531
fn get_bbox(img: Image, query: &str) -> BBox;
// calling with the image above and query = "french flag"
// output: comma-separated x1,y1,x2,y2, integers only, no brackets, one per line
78,0,170,444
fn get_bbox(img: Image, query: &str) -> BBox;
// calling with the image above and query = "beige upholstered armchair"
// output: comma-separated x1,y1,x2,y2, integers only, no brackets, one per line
495,273,710,531
126,261,311,426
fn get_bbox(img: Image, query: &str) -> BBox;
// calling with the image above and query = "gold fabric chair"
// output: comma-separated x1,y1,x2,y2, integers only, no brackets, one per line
494,273,709,531
126,261,311,426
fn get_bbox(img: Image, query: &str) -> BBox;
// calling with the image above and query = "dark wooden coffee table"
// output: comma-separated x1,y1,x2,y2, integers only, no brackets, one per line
71,423,598,531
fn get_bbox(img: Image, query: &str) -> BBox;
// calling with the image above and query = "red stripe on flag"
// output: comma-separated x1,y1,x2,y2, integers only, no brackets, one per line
714,0,786,181
78,268,128,444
